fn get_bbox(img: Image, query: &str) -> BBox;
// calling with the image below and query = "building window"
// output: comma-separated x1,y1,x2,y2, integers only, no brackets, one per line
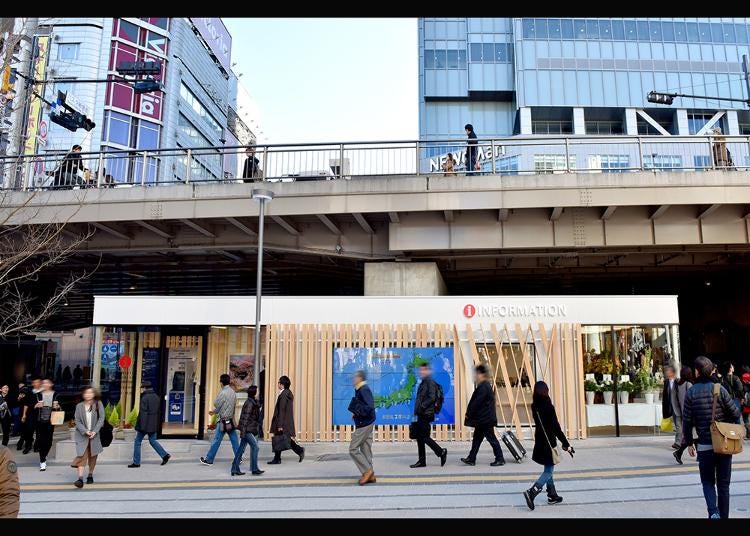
117,19,140,44
688,113,725,135
57,43,80,61
146,31,168,55
179,82,223,139
739,124,750,135
598,154,629,172
497,155,519,175
468,43,511,64
693,155,711,171
532,120,572,135
643,154,682,170
585,121,623,135
637,121,663,135
137,119,160,150
534,154,576,173
104,111,131,146
140,17,169,31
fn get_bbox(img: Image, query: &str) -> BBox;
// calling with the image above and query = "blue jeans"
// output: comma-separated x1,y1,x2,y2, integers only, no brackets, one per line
534,464,555,489
133,431,168,465
231,432,259,473
697,449,732,519
205,427,240,463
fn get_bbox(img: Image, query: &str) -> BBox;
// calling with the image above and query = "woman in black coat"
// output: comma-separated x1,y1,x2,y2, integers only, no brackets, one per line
268,376,305,464
523,381,572,511
461,364,505,466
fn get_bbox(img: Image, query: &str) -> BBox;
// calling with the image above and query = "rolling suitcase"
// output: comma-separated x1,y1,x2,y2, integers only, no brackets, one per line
501,429,526,463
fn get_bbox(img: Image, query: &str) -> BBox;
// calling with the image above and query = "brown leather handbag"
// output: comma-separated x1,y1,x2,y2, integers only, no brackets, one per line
710,384,745,455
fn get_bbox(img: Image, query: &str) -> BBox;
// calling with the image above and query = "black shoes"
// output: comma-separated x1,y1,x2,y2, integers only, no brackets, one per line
299,448,305,463
22,448,31,455
231,471,246,476
410,461,426,468
86,475,94,484
546,483,563,504
15,443,22,451
671,443,681,449
460,457,476,466
74,479,83,489
523,485,543,511
252,470,265,475
490,458,506,466
268,459,281,465
161,454,171,466
673,451,683,465
199,457,213,466
440,448,447,467
127,464,140,468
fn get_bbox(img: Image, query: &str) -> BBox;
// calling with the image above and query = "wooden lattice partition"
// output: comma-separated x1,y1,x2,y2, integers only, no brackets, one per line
261,322,587,442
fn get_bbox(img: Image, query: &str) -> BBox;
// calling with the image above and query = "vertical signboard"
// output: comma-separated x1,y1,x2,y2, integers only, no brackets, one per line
22,35,50,155
189,18,232,74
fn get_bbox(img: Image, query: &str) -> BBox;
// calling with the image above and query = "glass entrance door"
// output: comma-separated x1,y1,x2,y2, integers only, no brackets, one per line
161,333,203,436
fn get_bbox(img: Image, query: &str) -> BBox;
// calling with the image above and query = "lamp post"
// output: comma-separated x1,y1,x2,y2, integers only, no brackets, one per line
251,188,274,390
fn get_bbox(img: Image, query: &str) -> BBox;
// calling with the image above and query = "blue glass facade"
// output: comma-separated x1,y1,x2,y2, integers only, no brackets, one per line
419,18,750,142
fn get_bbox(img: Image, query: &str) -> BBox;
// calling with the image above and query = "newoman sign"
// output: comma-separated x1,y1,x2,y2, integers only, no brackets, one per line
429,144,505,172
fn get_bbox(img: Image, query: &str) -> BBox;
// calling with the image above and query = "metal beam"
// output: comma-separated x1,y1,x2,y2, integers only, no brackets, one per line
636,109,671,136
601,206,618,220
92,222,130,241
316,214,342,235
388,212,400,224
135,220,172,239
443,210,454,223
697,204,721,220
695,111,726,136
216,250,243,262
352,213,374,234
498,208,509,222
550,207,563,221
271,215,300,236
649,205,671,220
179,219,216,238
225,217,257,237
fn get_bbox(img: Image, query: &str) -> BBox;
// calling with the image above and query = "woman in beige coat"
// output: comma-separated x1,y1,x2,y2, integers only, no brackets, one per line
71,387,105,488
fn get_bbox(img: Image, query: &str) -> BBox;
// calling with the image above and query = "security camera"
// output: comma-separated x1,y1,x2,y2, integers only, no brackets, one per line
335,244,343,254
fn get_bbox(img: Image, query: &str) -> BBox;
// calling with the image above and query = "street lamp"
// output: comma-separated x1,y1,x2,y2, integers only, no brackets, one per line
251,188,274,390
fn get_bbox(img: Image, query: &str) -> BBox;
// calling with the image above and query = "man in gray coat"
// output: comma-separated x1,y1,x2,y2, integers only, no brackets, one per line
200,374,240,466
128,381,170,468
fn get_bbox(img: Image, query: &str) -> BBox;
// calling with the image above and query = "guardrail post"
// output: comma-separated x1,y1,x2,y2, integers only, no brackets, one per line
339,143,345,179
491,139,497,174
262,146,268,181
141,151,148,186
637,137,644,171
564,138,570,172
97,153,104,188
415,140,421,176
185,149,192,183
23,159,31,191
709,136,716,170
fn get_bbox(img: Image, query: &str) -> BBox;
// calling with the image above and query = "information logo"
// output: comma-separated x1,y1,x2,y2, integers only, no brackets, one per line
463,304,476,318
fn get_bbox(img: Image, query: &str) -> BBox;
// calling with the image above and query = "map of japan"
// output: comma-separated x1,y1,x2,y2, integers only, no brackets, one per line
332,347,455,426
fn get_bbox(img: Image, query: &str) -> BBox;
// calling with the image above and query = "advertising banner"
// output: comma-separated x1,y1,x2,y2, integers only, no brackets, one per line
229,353,254,392
332,347,455,426
190,18,232,74
22,35,50,156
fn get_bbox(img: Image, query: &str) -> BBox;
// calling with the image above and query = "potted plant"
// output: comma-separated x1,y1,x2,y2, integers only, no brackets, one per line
619,381,634,404
108,405,122,440
644,376,656,404
584,380,599,405
122,408,138,441
68,419,77,441
600,380,613,404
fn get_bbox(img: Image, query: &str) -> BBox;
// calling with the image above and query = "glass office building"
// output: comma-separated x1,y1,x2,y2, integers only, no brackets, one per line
419,18,750,173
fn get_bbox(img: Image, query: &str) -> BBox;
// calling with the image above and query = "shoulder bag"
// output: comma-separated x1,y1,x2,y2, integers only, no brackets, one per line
219,418,235,434
536,410,561,465
710,383,744,455
98,404,114,448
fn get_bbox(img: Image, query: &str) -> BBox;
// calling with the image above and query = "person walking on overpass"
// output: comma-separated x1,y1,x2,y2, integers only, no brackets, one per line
347,370,376,485
461,364,505,467
523,381,572,510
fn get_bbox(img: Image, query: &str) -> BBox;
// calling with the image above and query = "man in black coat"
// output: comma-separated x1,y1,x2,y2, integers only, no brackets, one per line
410,363,447,468
461,364,505,466
128,381,170,467
662,364,680,448
347,370,376,485
242,147,261,183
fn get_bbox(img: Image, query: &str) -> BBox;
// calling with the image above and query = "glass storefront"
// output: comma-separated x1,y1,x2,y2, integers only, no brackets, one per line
581,324,680,435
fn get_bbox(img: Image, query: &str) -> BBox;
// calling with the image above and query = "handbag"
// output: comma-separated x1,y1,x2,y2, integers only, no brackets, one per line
271,432,291,452
408,422,419,439
710,384,745,455
50,411,65,426
660,417,674,432
219,418,235,433
97,404,113,448
536,410,561,465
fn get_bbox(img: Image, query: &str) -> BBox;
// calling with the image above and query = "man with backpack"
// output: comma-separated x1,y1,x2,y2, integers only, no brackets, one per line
410,362,447,468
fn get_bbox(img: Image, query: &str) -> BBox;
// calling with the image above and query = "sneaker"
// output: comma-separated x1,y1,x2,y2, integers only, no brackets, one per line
199,457,213,466
710,513,721,519
74,479,83,488
127,464,140,468
86,475,94,484
39,462,46,471
161,454,171,466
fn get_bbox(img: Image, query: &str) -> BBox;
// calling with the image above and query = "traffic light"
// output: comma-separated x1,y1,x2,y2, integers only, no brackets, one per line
50,110,95,132
647,91,675,105
134,79,163,94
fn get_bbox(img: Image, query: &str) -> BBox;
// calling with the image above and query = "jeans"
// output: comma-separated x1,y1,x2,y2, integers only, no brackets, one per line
205,427,240,463
466,424,504,462
534,464,555,489
697,449,732,519
133,431,169,465
415,416,442,462
231,433,259,473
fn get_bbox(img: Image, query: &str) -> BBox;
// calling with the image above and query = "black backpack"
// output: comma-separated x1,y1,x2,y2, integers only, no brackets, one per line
434,382,444,414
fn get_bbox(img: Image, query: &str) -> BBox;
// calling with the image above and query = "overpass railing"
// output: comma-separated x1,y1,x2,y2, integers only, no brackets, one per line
1,134,749,191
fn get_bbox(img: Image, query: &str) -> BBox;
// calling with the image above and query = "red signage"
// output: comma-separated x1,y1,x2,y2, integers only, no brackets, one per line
119,355,133,369
463,304,476,318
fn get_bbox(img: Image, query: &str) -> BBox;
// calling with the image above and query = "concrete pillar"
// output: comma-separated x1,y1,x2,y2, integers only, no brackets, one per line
726,110,740,135
92,326,104,389
573,107,585,135
364,262,447,296
519,107,532,135
675,109,690,135
624,108,638,135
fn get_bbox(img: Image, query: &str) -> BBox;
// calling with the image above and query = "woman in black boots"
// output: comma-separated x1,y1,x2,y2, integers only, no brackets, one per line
523,381,572,510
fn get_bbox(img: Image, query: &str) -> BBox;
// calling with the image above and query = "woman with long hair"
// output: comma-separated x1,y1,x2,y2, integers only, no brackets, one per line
71,386,105,488
523,381,572,510
673,365,694,464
